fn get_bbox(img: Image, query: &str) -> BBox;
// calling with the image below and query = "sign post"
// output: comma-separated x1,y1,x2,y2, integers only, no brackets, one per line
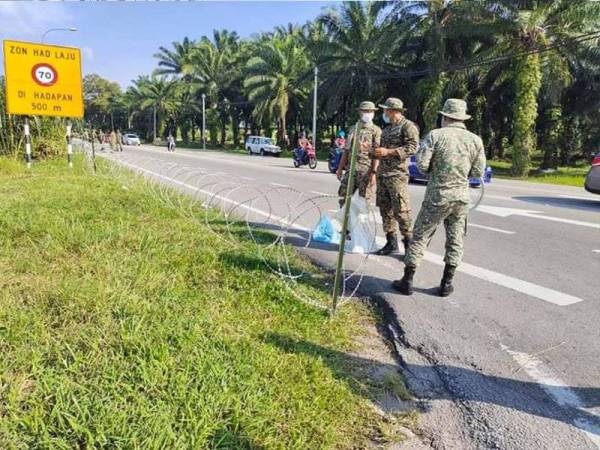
3,40,84,166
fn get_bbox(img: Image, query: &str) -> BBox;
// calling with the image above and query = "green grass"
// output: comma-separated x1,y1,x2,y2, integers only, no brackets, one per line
488,159,588,187
0,157,393,449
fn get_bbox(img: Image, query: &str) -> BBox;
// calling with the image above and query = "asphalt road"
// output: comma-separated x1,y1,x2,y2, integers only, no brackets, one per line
102,144,599,449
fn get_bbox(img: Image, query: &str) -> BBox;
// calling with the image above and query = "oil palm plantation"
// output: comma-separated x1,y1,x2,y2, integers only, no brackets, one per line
244,35,309,146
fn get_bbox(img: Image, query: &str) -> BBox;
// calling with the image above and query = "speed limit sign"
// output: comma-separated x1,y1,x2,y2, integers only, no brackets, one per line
31,63,58,87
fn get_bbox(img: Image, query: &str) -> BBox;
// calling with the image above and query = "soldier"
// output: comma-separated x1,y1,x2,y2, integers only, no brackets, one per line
116,129,124,152
109,130,117,152
393,99,486,297
372,98,419,255
336,101,382,208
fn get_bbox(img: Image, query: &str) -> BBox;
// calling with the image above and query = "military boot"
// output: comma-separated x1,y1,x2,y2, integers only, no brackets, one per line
439,264,457,297
376,233,399,255
392,265,416,295
402,236,411,254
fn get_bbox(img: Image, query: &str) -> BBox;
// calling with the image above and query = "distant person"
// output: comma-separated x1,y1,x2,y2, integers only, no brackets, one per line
334,130,346,149
116,130,123,152
296,132,309,160
109,130,117,152
167,133,176,152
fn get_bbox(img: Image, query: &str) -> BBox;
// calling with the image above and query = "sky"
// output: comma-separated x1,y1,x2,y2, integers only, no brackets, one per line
0,1,335,89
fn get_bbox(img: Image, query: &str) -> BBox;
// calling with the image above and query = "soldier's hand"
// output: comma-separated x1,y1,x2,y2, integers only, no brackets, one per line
369,172,377,187
336,168,343,181
359,141,371,151
373,147,389,158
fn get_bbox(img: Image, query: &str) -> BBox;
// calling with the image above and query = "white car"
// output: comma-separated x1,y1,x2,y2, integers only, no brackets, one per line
245,136,281,156
122,133,141,146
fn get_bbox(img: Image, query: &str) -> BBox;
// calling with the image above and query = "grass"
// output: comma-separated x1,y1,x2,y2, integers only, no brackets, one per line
488,159,588,187
0,157,397,449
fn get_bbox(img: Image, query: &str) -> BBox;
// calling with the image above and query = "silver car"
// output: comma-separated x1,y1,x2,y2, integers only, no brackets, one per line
123,133,141,146
584,152,600,194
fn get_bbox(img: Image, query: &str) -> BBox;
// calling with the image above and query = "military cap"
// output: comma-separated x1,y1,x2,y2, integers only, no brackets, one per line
438,98,471,121
378,97,405,111
357,101,378,111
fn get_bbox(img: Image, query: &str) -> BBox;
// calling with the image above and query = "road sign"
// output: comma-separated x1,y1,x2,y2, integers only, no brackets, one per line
3,40,83,118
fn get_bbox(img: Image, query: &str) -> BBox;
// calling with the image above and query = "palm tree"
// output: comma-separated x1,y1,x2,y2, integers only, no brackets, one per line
244,36,309,146
154,37,198,81
130,75,178,141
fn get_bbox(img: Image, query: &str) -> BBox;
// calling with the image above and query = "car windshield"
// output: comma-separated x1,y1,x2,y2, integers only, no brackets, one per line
127,134,138,138
262,138,273,145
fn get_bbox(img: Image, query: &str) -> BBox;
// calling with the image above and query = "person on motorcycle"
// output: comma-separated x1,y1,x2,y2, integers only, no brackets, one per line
336,101,382,208
297,132,310,160
334,130,346,149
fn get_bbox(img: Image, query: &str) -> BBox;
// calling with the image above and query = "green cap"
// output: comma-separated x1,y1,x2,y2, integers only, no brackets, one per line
378,97,405,111
357,101,378,111
438,98,471,121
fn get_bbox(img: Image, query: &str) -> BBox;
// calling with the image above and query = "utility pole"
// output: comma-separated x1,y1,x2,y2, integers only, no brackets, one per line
312,66,318,150
153,103,157,142
202,93,206,151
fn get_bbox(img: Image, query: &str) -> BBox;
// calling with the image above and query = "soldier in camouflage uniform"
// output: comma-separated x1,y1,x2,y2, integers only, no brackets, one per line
394,99,486,297
336,101,382,207
372,98,419,255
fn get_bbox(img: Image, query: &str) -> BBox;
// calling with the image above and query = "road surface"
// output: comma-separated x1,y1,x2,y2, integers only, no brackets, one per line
101,144,599,449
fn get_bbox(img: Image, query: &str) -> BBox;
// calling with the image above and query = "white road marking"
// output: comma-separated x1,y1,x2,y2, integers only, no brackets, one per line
477,205,600,230
468,223,515,235
310,191,333,197
240,176,255,181
593,250,600,254
559,194,600,202
501,344,600,448
114,157,585,307
270,182,290,188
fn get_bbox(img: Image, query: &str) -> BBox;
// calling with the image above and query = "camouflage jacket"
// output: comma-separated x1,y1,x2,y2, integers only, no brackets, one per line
377,118,419,178
416,122,486,206
345,122,382,171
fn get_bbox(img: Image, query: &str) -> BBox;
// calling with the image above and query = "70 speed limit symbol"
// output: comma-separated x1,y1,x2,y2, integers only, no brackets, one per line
31,63,58,87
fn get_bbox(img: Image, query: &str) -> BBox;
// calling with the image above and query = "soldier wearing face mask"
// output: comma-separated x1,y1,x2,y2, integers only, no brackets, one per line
372,98,419,255
336,101,382,208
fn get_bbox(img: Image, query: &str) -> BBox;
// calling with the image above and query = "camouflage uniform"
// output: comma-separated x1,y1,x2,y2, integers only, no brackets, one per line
338,122,381,206
109,131,117,151
376,118,419,239
404,122,486,268
116,131,123,152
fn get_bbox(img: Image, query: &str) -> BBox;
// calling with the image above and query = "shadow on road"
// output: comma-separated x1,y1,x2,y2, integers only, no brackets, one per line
515,195,600,212
263,333,600,440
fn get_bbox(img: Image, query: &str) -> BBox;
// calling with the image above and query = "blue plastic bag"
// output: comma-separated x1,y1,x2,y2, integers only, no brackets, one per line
312,215,340,244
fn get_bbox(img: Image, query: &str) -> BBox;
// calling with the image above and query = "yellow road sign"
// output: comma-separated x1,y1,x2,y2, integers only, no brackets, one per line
3,40,83,118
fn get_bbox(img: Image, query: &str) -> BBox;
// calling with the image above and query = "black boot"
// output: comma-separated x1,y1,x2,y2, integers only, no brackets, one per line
392,265,416,295
402,237,411,254
376,233,399,255
439,265,457,297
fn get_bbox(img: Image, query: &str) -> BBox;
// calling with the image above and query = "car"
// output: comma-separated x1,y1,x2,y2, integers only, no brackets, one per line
408,154,492,187
122,133,141,146
245,136,281,156
584,151,600,194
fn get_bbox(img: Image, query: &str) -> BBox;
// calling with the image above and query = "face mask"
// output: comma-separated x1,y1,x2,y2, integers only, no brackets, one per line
361,112,374,123
382,113,390,124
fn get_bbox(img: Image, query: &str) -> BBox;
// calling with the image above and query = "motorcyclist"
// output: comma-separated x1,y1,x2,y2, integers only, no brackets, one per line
296,132,310,161
334,130,346,149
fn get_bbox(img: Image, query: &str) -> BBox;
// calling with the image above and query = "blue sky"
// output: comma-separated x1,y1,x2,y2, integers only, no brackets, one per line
0,1,335,89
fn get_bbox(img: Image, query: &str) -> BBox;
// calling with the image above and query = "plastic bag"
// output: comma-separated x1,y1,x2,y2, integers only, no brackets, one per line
312,215,340,244
334,192,380,254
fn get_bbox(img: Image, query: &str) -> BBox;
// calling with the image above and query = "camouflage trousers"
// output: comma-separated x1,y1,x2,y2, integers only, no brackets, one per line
405,201,469,268
376,175,412,238
338,169,374,207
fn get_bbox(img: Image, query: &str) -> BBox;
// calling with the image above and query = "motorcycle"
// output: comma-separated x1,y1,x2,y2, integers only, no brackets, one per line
293,144,317,169
328,147,343,173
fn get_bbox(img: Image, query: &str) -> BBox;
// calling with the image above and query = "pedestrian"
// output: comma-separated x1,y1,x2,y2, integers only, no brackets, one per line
116,129,123,152
393,98,486,297
109,130,117,152
372,97,419,255
336,101,382,208
167,133,175,152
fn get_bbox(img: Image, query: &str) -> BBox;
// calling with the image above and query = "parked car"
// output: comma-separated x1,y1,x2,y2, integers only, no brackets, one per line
245,136,281,156
408,154,492,187
584,151,600,194
122,133,141,146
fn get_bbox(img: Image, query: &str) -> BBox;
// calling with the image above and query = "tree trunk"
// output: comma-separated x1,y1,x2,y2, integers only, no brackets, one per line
541,106,562,169
511,53,541,176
